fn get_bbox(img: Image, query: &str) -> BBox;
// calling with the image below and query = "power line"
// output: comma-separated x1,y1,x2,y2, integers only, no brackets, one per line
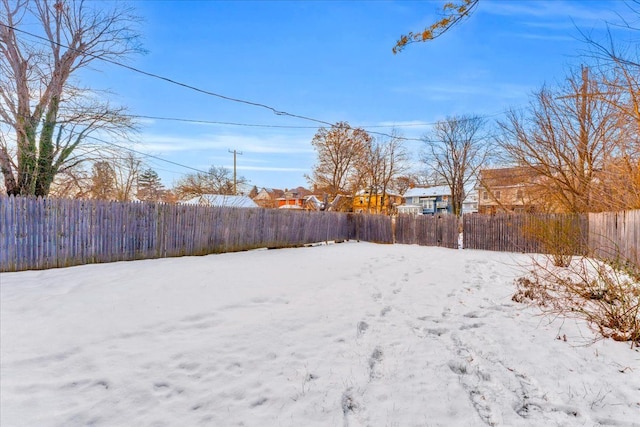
2,23,528,146
128,115,319,129
84,134,212,175
0,23,432,142
0,22,529,180
1,23,332,125
126,114,420,141
126,113,508,130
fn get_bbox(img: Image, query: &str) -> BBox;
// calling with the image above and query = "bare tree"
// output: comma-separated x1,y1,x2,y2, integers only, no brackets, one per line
394,174,418,196
393,0,479,54
0,0,142,196
356,131,408,213
497,66,629,213
112,152,140,202
307,121,371,198
48,162,90,198
581,5,640,208
85,152,141,201
422,115,489,217
174,165,246,200
89,161,116,200
582,1,640,130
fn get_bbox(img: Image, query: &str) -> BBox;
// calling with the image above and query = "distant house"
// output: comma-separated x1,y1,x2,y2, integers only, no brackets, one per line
353,189,403,214
477,167,540,214
401,186,452,215
275,187,312,209
462,192,479,215
253,188,284,209
304,194,353,212
253,187,312,209
183,194,260,208
396,204,422,215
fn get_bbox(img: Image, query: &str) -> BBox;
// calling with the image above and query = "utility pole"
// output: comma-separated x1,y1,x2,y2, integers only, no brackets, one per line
228,149,243,195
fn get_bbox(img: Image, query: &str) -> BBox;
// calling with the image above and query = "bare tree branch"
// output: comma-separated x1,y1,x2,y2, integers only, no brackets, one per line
422,114,489,217
0,0,142,196
307,122,372,198
393,0,479,54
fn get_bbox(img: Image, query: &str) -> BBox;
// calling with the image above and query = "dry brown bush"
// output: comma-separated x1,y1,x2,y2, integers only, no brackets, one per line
521,215,586,267
514,256,639,347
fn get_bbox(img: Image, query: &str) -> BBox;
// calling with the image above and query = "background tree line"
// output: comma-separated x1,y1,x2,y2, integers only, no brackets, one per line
0,0,248,203
391,0,640,214
2,0,638,216
308,1,639,215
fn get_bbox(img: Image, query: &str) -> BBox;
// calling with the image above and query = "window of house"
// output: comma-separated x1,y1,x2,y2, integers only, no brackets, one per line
495,191,501,200
419,198,434,210
516,189,522,199
483,191,488,200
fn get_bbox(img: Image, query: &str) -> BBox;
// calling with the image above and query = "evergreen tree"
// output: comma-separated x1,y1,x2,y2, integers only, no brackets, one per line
137,168,165,202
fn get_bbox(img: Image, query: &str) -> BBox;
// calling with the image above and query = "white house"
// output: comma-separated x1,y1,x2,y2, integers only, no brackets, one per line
462,192,479,215
183,194,260,208
401,186,452,215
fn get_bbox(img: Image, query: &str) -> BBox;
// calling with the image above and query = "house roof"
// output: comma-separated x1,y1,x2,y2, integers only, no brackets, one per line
289,186,313,197
183,194,260,208
254,188,285,200
354,189,401,196
403,185,451,198
479,167,539,188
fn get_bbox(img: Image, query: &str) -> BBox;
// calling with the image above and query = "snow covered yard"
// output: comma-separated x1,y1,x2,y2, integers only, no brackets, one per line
1,242,638,426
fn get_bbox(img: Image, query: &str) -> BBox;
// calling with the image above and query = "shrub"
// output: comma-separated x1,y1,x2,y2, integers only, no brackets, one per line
521,215,586,267
514,256,639,347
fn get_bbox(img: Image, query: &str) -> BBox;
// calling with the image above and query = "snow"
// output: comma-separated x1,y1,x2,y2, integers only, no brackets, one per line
1,242,639,426
183,194,259,208
403,186,451,198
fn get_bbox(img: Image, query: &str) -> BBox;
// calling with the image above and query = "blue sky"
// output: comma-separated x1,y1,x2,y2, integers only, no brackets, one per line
82,0,635,191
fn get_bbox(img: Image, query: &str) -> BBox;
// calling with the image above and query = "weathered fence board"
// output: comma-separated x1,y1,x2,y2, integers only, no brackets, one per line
589,210,640,268
0,196,393,272
2,196,637,272
353,213,393,244
463,213,589,255
395,214,459,249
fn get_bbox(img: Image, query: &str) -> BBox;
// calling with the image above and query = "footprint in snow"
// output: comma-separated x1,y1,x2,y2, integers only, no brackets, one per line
357,321,369,337
369,347,384,380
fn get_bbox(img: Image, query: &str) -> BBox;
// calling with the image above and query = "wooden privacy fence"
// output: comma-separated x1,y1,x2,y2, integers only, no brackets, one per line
463,213,589,254
589,210,640,268
353,213,393,244
0,196,393,272
2,196,638,272
395,214,459,249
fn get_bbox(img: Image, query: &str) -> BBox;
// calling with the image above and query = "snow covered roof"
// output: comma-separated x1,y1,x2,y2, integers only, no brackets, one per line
354,189,401,196
403,186,451,198
183,194,260,208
